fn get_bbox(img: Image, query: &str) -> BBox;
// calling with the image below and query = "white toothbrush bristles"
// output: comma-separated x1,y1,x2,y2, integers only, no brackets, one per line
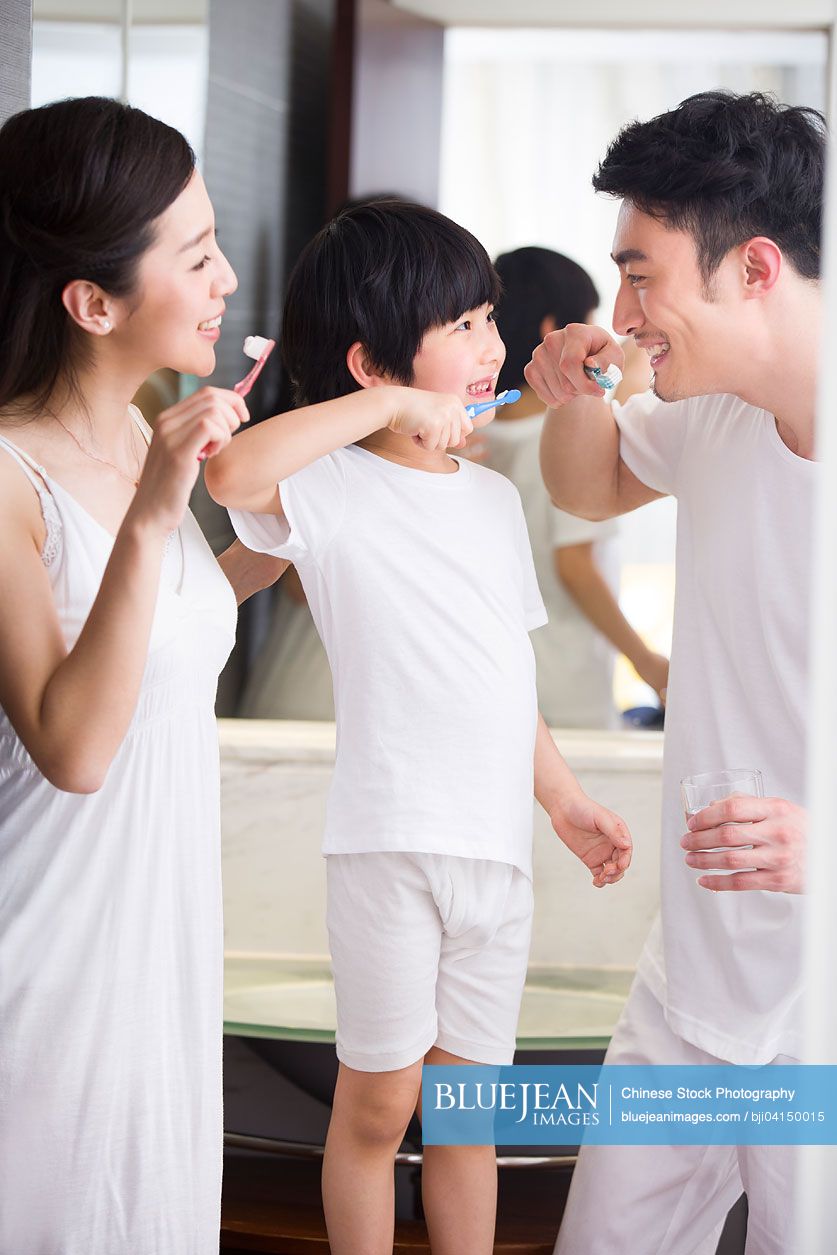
243,335,271,360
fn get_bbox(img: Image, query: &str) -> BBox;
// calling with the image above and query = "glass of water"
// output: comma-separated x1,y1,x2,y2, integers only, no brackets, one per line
680,768,764,875
681,768,764,818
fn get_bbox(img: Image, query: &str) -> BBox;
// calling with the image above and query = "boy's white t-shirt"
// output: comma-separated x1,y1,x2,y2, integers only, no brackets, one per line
485,414,620,729
230,444,547,877
613,390,814,1065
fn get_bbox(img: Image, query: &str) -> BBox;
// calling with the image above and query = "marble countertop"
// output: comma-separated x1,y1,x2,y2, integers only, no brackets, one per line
219,718,664,968
218,719,664,773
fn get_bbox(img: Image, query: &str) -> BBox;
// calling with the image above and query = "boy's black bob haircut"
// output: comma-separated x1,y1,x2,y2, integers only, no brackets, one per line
494,247,599,394
281,200,502,406
593,90,825,285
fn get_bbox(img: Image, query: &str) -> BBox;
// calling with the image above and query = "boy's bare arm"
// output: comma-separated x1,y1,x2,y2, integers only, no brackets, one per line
526,324,664,521
205,385,470,515
216,541,290,605
534,715,632,887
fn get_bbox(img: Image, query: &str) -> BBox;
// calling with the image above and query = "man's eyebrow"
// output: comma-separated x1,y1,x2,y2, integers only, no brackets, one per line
611,248,649,266
177,225,214,254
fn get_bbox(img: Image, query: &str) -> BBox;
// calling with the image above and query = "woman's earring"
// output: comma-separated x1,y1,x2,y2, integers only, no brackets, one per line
102,319,111,331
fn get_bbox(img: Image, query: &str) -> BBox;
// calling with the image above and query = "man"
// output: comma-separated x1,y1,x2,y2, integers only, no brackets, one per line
528,91,817,1254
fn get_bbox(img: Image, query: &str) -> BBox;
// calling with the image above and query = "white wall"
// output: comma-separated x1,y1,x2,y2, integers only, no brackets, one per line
31,20,208,161
350,0,445,206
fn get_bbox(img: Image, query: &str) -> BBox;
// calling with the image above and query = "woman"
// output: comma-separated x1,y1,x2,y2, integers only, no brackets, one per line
0,97,284,1252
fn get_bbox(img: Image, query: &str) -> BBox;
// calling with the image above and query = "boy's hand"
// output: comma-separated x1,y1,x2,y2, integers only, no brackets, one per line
387,388,473,451
549,790,633,887
525,324,625,409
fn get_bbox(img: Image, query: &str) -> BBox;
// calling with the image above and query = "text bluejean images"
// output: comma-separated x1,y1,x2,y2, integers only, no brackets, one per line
422,1065,837,1146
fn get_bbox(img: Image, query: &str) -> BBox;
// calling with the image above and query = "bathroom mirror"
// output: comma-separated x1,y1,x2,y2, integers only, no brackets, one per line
239,14,828,727
27,3,829,727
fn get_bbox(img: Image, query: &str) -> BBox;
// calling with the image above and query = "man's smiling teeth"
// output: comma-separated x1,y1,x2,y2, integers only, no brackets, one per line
198,315,222,331
466,377,496,397
644,341,670,359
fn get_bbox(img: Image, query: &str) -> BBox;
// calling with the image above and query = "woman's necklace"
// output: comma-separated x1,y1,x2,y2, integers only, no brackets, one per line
53,414,142,488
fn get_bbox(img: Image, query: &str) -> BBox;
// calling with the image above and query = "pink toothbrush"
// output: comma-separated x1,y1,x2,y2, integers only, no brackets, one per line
234,335,276,397
198,335,277,461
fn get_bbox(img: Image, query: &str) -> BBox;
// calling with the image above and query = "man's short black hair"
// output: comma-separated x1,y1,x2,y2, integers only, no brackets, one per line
593,90,825,283
281,200,501,406
494,247,599,394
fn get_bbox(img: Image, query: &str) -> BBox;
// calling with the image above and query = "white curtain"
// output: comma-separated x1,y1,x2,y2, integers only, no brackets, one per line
440,27,827,323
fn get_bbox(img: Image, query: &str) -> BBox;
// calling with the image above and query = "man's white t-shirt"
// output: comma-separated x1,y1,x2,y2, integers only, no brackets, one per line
486,414,620,729
230,444,547,877
614,390,814,1065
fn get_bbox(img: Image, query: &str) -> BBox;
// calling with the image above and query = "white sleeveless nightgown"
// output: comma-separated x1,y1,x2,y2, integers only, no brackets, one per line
0,413,237,1254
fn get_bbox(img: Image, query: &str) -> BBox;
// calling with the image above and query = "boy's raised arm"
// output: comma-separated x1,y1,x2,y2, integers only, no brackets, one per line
205,385,471,515
527,324,663,521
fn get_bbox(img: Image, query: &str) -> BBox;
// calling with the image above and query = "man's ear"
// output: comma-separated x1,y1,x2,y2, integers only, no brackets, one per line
346,341,390,389
740,237,782,299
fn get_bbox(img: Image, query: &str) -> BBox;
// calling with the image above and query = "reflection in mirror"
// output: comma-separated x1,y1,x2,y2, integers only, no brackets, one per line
25,15,829,729
31,0,209,430
32,0,208,155
29,0,340,718
479,245,660,729
32,0,125,104
435,25,826,721
243,25,827,728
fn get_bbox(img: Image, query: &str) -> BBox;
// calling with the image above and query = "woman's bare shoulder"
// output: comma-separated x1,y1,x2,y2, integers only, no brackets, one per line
0,438,49,550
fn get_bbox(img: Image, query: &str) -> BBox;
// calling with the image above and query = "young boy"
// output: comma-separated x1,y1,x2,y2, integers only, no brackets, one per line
206,201,632,1255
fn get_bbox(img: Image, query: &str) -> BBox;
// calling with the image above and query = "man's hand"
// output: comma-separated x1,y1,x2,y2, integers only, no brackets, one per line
681,796,806,893
550,790,633,887
525,324,625,409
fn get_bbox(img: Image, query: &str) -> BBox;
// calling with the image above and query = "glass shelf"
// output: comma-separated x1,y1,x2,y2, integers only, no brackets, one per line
224,955,633,1051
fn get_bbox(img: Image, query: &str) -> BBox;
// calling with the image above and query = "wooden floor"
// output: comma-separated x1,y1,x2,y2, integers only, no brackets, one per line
221,1149,572,1255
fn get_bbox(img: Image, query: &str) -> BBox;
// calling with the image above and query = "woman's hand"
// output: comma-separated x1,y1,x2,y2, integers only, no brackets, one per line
387,388,473,451
634,648,670,705
131,387,249,535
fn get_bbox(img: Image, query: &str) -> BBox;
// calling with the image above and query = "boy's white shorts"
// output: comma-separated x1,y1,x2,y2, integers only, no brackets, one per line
326,851,533,1073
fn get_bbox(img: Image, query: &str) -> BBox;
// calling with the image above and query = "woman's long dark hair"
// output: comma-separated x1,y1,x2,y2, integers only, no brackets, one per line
0,96,195,416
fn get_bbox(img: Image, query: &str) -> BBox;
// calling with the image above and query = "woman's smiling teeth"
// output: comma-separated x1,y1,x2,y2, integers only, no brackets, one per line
198,315,222,331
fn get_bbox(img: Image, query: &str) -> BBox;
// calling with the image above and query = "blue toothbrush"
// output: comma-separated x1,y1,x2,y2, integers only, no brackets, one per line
584,364,623,391
466,388,521,419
